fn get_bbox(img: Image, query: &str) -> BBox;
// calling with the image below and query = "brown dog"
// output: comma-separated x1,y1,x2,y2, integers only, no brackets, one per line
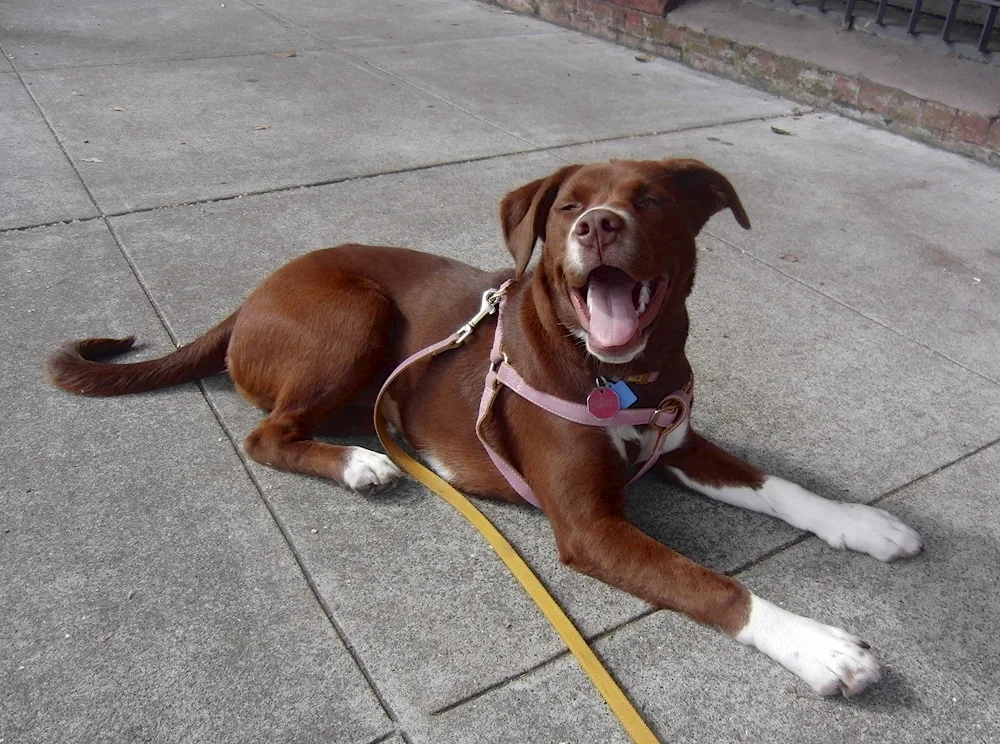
47,158,921,696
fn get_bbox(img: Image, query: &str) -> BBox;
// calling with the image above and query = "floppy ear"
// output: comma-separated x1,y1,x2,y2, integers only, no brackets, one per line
660,159,751,235
499,164,581,278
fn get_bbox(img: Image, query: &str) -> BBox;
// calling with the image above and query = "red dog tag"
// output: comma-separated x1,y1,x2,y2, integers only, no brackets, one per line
587,386,620,420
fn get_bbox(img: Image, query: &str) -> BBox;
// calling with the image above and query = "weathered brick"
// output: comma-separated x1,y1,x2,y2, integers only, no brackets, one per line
496,0,539,13
640,15,663,40
989,118,1000,150
747,50,778,78
605,0,670,13
622,9,644,37
686,52,728,76
577,0,620,26
797,66,835,98
892,91,924,127
770,55,805,84
857,79,895,114
950,112,990,145
919,100,956,132
682,32,713,57
656,20,689,48
537,0,573,24
833,75,860,105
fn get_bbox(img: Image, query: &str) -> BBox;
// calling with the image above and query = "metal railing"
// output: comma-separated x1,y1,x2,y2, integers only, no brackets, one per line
843,0,998,51
764,0,998,55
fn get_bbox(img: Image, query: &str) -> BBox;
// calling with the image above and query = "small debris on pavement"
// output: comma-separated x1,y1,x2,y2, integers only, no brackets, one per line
81,157,104,163
111,106,125,111
273,51,297,58
71,90,84,96
634,53,654,62
770,126,794,135
251,124,270,130
972,277,981,284
780,253,799,262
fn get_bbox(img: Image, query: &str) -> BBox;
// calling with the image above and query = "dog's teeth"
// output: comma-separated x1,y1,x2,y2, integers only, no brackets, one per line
638,283,651,314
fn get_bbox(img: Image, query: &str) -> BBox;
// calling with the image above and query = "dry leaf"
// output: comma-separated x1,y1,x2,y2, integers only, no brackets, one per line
273,51,297,58
634,54,653,63
780,253,799,262
770,126,794,136
251,124,270,131
111,106,126,111
81,157,104,163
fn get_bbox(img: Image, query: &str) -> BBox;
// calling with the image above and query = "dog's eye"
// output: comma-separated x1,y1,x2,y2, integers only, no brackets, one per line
636,195,661,208
559,203,581,212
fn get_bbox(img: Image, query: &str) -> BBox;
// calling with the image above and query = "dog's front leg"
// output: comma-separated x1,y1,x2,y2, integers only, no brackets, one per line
659,432,922,562
545,495,882,696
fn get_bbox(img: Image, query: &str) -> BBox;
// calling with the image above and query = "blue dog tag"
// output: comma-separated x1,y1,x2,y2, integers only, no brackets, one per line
608,379,638,409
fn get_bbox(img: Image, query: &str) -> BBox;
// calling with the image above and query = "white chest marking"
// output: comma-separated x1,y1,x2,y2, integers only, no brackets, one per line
608,418,690,465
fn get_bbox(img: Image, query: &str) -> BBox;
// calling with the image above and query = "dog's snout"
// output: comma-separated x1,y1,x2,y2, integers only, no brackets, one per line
575,209,624,250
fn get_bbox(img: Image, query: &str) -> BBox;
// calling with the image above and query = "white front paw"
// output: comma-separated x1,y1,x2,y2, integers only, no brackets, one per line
737,596,881,697
342,448,403,493
819,503,922,562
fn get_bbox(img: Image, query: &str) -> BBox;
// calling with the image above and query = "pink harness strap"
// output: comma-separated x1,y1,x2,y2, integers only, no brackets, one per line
376,283,692,510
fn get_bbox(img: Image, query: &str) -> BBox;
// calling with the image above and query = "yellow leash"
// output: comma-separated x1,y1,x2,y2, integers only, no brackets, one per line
374,408,660,743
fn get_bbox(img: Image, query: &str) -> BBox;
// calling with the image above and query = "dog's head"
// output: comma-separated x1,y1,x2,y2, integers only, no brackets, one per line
500,159,750,365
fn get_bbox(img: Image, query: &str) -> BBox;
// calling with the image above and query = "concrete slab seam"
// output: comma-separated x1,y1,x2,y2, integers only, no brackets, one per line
0,111,807,236
542,109,814,162
0,38,183,341
703,227,1000,387
365,730,411,744
191,377,406,732
0,214,106,236
12,47,334,74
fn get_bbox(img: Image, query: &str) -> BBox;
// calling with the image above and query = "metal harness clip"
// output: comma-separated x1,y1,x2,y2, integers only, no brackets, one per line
454,285,506,346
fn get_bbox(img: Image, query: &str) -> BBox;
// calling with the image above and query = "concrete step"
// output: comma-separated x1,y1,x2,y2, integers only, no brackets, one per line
484,0,1000,164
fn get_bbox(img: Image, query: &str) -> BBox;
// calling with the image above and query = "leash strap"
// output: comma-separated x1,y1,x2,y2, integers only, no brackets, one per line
373,286,660,744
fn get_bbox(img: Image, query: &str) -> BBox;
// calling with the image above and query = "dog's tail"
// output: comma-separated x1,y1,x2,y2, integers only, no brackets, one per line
46,311,239,396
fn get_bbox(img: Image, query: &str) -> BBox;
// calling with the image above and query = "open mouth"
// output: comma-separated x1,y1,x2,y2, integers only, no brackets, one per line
568,265,670,354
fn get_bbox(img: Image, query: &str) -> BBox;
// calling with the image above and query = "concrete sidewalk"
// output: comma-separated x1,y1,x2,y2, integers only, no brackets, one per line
1,0,998,742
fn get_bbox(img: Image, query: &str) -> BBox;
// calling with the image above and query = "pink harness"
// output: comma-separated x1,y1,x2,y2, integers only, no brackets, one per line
376,282,692,509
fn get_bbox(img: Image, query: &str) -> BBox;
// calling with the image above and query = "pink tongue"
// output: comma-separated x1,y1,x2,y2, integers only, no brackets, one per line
587,274,639,348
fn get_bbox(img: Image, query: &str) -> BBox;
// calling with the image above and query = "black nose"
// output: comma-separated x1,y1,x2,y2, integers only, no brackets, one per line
575,209,624,250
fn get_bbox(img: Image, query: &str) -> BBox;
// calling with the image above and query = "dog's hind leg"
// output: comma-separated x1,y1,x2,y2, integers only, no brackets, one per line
231,267,402,492
658,431,921,562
